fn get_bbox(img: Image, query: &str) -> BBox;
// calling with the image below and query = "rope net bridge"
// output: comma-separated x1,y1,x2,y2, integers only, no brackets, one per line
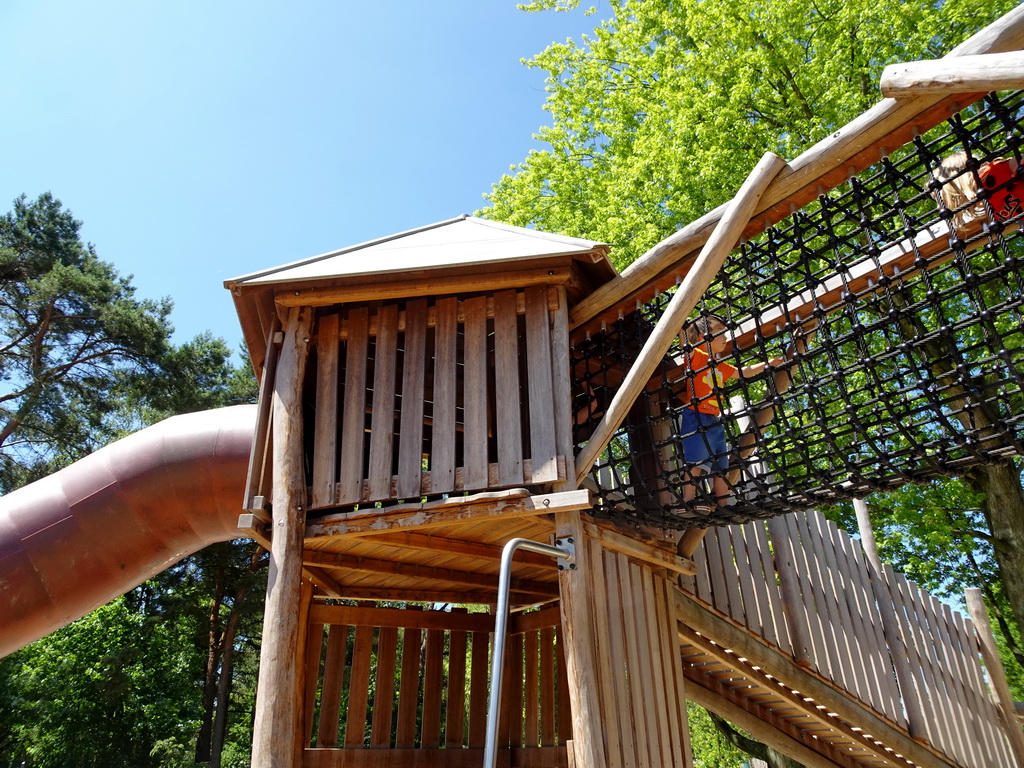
574,89,1024,531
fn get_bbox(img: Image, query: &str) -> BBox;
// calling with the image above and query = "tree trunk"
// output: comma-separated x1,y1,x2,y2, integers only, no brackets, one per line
708,711,806,768
196,566,227,763
210,610,240,768
966,459,1024,656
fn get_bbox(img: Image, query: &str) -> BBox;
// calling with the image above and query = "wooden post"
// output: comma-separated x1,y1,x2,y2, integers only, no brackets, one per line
555,510,608,768
965,587,1024,763
574,151,786,486
881,51,1024,98
252,306,313,768
853,498,927,739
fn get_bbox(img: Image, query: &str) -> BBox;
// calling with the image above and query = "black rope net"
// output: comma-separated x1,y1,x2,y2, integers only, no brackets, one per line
573,89,1024,531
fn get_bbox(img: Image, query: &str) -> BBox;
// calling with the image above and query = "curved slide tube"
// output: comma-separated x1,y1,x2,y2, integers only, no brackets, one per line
0,405,256,658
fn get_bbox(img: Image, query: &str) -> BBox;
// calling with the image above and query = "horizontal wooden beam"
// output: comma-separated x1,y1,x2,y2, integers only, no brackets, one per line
302,550,559,597
685,680,852,768
238,513,344,596
881,51,1024,98
359,530,561,567
275,266,572,308
585,521,697,576
306,488,591,539
310,603,493,632
311,587,516,605
675,590,959,768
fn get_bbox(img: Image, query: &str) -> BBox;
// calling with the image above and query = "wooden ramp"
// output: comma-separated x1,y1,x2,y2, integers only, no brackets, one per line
677,510,1020,768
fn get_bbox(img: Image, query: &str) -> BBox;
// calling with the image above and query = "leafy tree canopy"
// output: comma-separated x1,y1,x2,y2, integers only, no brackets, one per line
484,0,1019,268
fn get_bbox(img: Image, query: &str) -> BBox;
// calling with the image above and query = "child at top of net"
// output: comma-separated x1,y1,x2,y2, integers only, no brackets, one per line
670,314,784,507
933,150,1022,233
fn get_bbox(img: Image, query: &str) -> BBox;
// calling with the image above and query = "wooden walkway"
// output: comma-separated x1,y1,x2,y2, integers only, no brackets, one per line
678,510,1020,768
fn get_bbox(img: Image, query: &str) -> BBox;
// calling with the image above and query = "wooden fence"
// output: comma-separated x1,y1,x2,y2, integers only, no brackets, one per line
302,603,570,767
680,509,1018,768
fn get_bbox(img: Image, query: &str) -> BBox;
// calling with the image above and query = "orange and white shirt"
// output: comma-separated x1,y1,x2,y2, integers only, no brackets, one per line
677,347,736,415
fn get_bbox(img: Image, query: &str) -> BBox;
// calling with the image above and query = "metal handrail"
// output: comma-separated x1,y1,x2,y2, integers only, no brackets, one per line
483,536,575,768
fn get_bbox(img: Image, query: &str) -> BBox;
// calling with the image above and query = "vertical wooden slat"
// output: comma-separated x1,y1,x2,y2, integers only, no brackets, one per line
693,537,713,604
462,296,489,490
396,625,422,749
493,290,524,486
730,525,759,632
508,632,525,748
316,624,348,748
345,624,374,748
770,514,817,669
601,550,635,768
431,297,458,494
617,553,650,768
795,511,840,685
368,304,399,501
743,523,775,648
833,526,891,717
555,625,571,746
337,306,369,505
753,520,791,654
525,285,558,482
954,609,1012,766
929,594,983,766
639,566,673,768
807,513,856,699
468,629,490,749
886,565,938,745
704,529,729,615
549,287,574,480
540,625,556,747
244,315,280,510
633,562,669,768
923,592,972,764
654,573,693,768
302,621,324,746
312,313,339,508
589,542,625,768
445,628,468,748
524,629,540,746
397,299,428,499
421,627,445,748
371,625,399,749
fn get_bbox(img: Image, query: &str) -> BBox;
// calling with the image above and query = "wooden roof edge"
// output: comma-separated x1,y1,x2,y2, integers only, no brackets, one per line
567,3,1024,337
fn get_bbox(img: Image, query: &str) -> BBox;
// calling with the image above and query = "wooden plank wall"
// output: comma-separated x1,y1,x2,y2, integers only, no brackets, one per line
303,603,570,767
309,289,567,511
679,510,1018,768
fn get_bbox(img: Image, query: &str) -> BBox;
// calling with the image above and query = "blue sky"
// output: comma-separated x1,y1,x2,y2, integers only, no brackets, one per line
1,1,599,350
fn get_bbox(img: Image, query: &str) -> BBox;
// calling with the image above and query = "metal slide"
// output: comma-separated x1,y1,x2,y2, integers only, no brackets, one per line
0,405,256,658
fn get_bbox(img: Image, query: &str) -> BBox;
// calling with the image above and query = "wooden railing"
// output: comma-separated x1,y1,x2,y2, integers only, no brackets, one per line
308,286,571,511
302,603,570,767
680,510,1019,768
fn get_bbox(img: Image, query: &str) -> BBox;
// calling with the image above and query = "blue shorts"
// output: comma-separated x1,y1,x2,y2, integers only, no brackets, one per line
677,408,729,473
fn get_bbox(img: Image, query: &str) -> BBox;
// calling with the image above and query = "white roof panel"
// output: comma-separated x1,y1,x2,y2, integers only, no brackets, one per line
229,215,607,286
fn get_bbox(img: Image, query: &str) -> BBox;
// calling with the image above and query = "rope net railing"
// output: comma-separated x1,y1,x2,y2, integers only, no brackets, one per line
573,89,1024,530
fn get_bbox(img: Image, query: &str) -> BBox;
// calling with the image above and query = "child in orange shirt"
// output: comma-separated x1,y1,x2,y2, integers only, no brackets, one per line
674,315,782,507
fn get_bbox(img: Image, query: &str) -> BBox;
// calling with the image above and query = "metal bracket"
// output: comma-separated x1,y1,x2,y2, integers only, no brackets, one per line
555,536,577,570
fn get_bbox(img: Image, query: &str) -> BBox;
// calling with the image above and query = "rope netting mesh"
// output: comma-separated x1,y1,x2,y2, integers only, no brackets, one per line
573,89,1024,530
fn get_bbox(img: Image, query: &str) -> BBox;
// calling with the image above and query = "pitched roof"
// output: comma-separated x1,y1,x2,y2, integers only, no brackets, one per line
226,214,610,287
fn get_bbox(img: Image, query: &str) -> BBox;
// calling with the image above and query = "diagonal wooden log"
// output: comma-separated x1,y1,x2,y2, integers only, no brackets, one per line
574,151,787,488
881,51,1024,98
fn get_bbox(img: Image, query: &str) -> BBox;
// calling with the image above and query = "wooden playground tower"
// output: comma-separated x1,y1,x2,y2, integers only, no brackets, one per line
224,8,1024,768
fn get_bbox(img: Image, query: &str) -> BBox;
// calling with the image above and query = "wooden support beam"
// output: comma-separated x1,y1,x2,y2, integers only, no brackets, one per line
274,266,572,307
675,589,960,768
316,587,526,605
237,514,345,597
301,550,560,597
965,588,1024,764
310,603,494,632
251,306,313,768
305,488,590,539
684,682,852,768
574,151,786,486
352,531,560,567
881,51,1024,98
586,520,697,576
